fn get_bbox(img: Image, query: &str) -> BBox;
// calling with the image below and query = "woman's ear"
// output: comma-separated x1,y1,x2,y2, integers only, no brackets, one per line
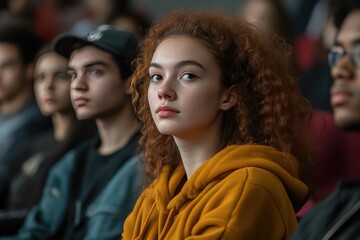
220,85,237,110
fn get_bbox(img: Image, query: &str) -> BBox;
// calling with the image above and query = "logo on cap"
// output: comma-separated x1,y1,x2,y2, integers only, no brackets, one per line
87,25,110,42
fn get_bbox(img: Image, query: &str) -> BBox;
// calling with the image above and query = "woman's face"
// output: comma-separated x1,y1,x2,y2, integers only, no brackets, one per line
34,52,72,115
148,35,234,139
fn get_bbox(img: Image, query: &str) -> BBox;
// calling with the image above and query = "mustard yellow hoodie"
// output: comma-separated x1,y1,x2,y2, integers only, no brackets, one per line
123,145,308,240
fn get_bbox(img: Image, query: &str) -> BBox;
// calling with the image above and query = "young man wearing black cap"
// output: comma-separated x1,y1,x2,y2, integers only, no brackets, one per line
0,25,141,240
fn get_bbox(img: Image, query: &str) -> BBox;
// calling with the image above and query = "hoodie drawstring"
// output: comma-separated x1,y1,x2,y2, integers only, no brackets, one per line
135,202,156,240
158,207,176,240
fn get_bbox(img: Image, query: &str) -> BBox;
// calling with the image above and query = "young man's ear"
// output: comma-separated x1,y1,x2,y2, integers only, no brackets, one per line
220,85,237,111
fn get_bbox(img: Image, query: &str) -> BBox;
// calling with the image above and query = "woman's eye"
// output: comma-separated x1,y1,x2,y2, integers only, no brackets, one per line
181,73,196,81
150,74,162,82
55,72,69,81
34,74,45,82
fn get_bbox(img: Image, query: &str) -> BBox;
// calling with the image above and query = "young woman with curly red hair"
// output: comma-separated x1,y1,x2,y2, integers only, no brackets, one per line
123,9,313,240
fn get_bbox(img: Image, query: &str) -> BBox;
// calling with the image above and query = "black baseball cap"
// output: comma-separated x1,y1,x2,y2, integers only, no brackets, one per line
53,25,138,60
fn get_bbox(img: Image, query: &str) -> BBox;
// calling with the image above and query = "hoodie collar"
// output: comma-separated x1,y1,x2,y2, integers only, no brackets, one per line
154,144,308,211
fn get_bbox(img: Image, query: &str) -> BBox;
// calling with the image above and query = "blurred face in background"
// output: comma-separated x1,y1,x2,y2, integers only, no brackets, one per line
34,52,72,115
241,0,277,32
8,0,29,15
330,10,360,130
0,43,27,103
85,0,114,24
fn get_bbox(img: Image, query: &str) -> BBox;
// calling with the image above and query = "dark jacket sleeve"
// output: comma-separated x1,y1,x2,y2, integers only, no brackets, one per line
0,150,77,240
291,181,360,240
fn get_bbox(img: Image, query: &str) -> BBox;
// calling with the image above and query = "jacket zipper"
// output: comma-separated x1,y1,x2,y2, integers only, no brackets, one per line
74,200,82,226
322,199,360,240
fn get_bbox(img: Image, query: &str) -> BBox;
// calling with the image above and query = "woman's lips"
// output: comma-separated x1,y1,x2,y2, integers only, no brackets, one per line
156,106,179,118
44,98,55,103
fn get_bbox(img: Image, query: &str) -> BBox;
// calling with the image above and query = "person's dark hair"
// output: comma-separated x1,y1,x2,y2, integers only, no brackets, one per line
70,42,134,80
109,9,152,39
131,10,313,192
105,0,131,23
268,0,295,45
330,0,360,28
0,23,43,65
113,55,134,80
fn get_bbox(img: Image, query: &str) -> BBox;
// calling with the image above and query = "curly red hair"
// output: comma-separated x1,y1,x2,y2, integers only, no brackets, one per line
131,10,313,190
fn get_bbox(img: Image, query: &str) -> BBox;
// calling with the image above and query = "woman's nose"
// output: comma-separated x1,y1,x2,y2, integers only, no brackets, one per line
157,80,176,100
44,77,54,89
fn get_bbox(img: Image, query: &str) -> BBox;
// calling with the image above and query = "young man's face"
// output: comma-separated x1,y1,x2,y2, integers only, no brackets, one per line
68,45,129,120
330,10,360,130
0,43,26,103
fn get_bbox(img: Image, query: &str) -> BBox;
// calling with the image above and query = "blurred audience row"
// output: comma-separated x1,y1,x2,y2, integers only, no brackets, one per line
0,0,150,43
0,1,150,235
0,0,359,238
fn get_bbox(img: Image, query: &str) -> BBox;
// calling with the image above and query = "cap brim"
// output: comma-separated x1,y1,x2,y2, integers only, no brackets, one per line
52,34,89,59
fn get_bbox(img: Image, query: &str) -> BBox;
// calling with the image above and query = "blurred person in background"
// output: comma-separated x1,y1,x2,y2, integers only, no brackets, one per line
0,23,52,209
238,0,295,46
0,48,97,235
297,0,335,112
71,0,131,36
110,8,151,40
0,25,141,240
291,0,360,238
33,0,85,43
296,0,360,217
239,0,360,215
0,0,35,27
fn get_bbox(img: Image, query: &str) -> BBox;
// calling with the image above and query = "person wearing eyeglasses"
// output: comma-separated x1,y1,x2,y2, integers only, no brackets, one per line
291,0,360,239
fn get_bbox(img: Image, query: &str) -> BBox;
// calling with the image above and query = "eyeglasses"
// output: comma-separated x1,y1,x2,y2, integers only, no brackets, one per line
328,44,360,68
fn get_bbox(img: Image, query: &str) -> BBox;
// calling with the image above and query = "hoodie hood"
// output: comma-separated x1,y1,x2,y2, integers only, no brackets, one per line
154,144,308,212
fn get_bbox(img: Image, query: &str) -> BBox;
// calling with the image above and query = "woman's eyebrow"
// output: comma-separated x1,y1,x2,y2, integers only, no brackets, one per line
150,60,204,70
